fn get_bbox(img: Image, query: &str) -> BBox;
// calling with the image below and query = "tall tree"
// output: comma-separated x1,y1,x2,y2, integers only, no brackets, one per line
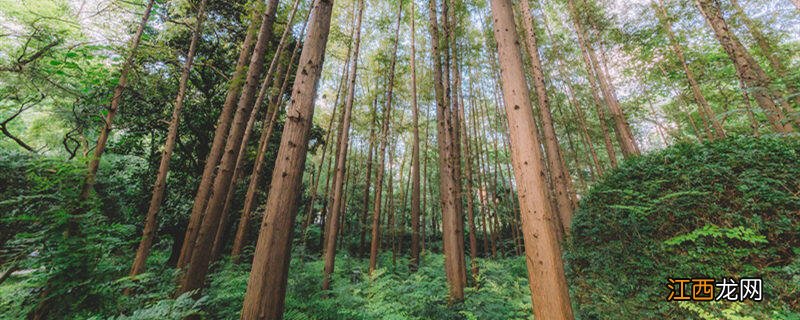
429,0,467,301
654,0,725,139
211,0,306,262
177,5,263,268
239,0,336,317
230,5,312,262
567,0,639,158
179,0,280,294
693,0,794,133
518,0,577,233
368,0,403,275
129,0,208,279
408,0,422,272
322,0,364,291
72,0,156,234
489,0,574,318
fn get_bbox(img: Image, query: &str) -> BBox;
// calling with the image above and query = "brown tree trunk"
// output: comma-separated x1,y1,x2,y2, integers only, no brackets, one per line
568,0,639,158
654,0,725,139
179,0,279,295
490,0,575,318
230,6,311,261
409,0,421,272
694,0,794,133
360,98,377,257
428,0,466,301
368,0,402,275
212,0,305,262
239,0,335,318
322,0,364,291
301,54,349,235
459,92,478,279
129,0,206,279
72,0,155,232
730,0,800,123
177,6,262,269
518,0,576,234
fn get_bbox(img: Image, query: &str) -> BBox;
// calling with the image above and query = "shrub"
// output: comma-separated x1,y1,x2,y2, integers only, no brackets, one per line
566,136,800,319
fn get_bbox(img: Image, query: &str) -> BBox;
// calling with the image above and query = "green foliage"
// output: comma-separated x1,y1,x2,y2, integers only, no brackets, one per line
566,136,800,319
202,253,533,320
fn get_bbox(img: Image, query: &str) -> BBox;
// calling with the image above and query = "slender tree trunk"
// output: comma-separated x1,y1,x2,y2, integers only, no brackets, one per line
428,0,466,301
301,55,349,235
72,0,155,234
468,89,490,257
458,90,478,278
729,0,800,123
694,0,794,132
179,0,279,295
368,0,402,275
322,0,364,291
540,13,603,176
129,0,207,279
654,0,725,139
360,98,377,257
177,6,262,269
568,0,639,157
211,0,305,262
230,6,311,261
490,0,574,318
239,0,335,317
518,0,576,233
409,0,422,272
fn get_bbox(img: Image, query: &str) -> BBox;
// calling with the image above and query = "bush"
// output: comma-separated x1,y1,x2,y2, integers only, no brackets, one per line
566,136,800,319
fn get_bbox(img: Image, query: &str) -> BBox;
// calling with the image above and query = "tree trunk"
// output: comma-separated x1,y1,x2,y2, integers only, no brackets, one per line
729,0,800,124
518,0,576,233
239,0,335,318
489,0,575,318
230,5,311,261
567,0,639,158
409,0,421,272
654,0,725,139
72,0,155,232
359,98,377,257
694,0,794,133
428,0,466,301
179,0,279,295
368,0,402,275
212,0,305,262
321,0,364,291
129,0,207,279
177,5,262,269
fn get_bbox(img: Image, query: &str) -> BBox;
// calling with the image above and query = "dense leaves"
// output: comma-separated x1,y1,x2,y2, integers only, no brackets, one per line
567,136,800,319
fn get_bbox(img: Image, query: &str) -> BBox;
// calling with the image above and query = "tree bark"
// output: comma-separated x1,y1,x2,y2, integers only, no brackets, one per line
321,0,364,291
428,0,466,301
518,0,576,233
567,0,639,157
694,0,794,133
72,0,155,233
489,0,575,318
654,0,725,139
239,0,335,318
729,0,800,124
177,5,262,269
179,0,279,295
129,0,207,279
368,0,402,275
359,97,377,257
212,0,305,262
409,0,421,272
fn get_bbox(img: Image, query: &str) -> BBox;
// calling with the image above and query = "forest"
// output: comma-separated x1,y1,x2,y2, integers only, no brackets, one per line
0,0,798,318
